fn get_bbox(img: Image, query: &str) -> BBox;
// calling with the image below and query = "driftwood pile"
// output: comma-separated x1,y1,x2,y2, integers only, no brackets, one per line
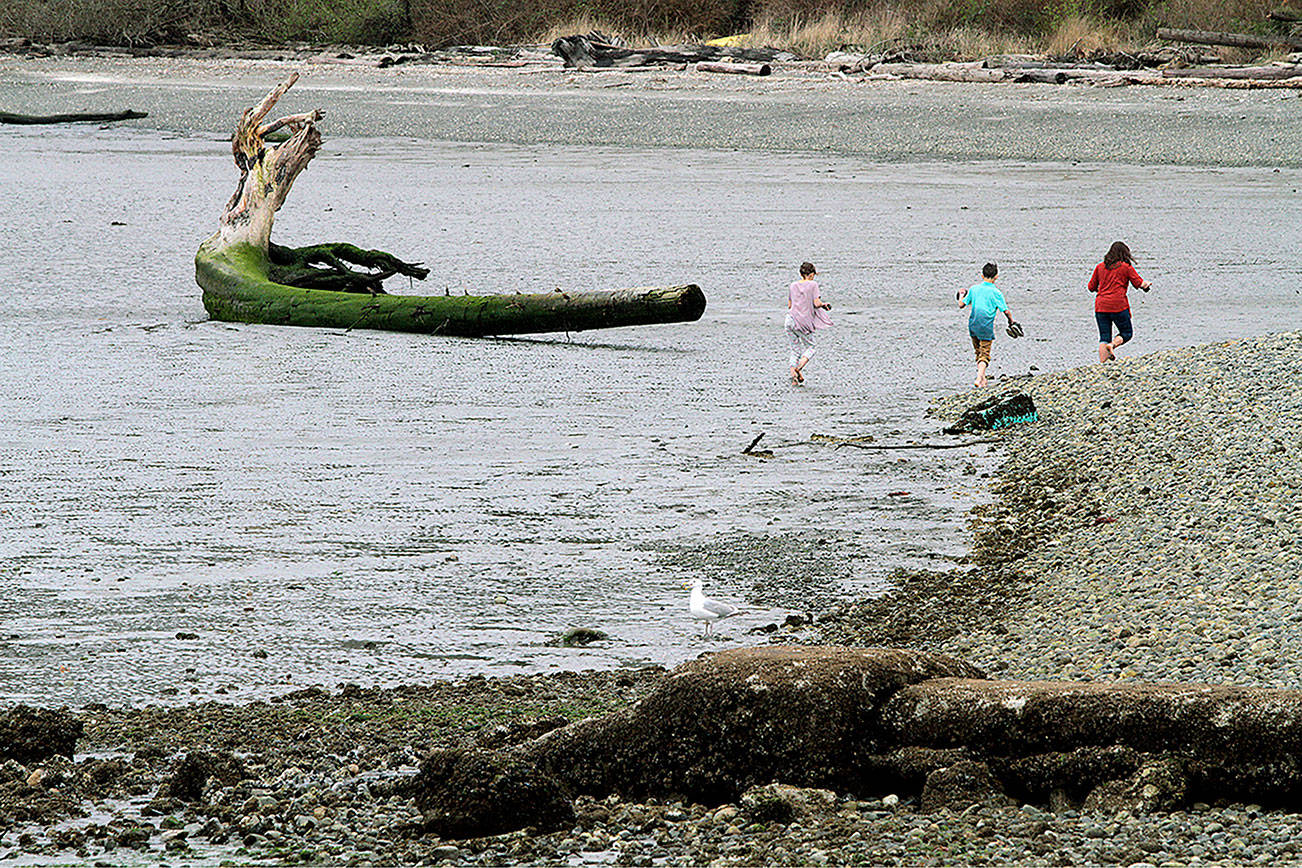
830,53,1302,89
552,33,792,69
830,10,1302,88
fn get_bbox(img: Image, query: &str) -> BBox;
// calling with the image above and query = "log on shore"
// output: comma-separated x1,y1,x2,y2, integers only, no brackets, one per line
695,60,771,76
1269,6,1302,22
0,109,146,124
1161,64,1301,79
869,62,1009,82
1156,26,1302,50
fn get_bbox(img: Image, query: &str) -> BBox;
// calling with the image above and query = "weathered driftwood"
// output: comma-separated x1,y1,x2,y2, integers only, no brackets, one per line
552,34,790,69
870,62,1008,82
695,60,771,76
1157,26,1302,50
0,109,146,124
412,646,1302,837
1162,64,1301,79
855,59,1301,88
1271,6,1302,22
196,75,707,337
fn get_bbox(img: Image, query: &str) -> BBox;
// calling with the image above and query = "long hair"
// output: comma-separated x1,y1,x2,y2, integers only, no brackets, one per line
1103,241,1133,269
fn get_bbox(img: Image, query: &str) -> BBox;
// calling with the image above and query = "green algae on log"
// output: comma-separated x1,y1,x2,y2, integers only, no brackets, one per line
195,74,706,338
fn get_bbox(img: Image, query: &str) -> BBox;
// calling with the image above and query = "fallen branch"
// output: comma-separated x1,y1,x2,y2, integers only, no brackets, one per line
0,109,146,124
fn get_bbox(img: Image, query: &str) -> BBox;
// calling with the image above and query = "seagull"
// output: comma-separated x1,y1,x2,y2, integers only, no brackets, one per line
688,578,739,635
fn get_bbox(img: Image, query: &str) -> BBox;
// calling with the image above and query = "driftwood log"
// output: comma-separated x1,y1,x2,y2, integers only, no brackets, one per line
1162,64,1302,79
195,75,706,337
1157,26,1302,50
552,35,790,69
0,109,146,124
412,647,1302,838
695,60,771,76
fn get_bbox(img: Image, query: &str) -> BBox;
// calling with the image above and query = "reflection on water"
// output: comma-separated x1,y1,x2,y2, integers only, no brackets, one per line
0,125,1298,706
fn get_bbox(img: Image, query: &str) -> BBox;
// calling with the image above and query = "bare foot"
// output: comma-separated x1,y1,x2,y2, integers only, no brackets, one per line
796,370,805,384
1106,345,1116,361
975,377,987,388
791,368,800,386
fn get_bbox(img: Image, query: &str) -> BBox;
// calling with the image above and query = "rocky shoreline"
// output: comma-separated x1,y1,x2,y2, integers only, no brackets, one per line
3,331,1301,865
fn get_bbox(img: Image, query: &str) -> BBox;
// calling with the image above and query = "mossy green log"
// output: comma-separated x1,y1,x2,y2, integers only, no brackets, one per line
199,74,706,338
197,239,706,337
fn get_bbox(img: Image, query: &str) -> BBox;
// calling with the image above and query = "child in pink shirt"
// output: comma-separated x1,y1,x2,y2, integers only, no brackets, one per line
785,261,832,385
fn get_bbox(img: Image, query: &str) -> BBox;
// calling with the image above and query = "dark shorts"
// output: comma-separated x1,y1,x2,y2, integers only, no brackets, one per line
1096,310,1133,344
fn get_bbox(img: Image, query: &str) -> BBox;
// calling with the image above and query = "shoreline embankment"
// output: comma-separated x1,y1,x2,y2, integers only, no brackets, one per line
2,330,1300,864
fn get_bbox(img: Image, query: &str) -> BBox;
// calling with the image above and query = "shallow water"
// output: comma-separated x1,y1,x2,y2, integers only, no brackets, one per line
0,117,1299,707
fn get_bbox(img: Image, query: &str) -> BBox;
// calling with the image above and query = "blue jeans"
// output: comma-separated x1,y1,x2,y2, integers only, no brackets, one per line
1096,310,1133,344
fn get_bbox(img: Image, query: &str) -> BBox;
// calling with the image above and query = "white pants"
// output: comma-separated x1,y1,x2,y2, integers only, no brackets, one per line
785,315,815,368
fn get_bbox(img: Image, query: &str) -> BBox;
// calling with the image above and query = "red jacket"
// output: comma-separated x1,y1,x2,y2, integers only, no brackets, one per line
1089,261,1144,313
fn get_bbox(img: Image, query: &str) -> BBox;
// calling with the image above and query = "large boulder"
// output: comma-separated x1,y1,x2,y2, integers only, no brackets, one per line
411,748,576,839
919,759,1006,812
516,646,984,803
739,782,837,823
0,705,82,764
163,751,248,801
1083,758,1188,814
880,678,1302,807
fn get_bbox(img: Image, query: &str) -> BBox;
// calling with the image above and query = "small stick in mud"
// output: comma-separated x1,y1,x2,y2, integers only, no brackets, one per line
742,432,766,454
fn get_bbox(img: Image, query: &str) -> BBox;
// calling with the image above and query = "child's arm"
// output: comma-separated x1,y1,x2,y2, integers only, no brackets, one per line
1129,264,1151,291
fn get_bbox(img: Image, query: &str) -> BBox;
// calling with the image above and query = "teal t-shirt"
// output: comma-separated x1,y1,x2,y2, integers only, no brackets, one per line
962,281,1007,341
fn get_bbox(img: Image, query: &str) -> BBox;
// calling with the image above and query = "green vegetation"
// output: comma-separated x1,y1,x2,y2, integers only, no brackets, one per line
0,0,1283,56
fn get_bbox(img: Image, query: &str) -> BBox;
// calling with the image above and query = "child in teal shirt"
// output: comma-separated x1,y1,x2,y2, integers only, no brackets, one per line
958,263,1017,388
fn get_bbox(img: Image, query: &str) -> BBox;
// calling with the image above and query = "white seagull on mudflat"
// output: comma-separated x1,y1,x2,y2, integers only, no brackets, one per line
688,577,739,635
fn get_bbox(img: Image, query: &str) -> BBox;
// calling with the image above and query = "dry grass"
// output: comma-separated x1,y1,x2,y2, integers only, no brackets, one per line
535,16,689,47
743,8,910,55
1045,15,1133,56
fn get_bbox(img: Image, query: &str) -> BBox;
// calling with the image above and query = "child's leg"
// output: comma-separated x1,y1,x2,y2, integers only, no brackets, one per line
794,335,815,373
1095,312,1115,362
787,325,803,383
972,337,991,387
1110,310,1134,352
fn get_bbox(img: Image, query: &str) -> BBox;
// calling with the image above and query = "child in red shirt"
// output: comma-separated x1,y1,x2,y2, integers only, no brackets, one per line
1089,241,1151,363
